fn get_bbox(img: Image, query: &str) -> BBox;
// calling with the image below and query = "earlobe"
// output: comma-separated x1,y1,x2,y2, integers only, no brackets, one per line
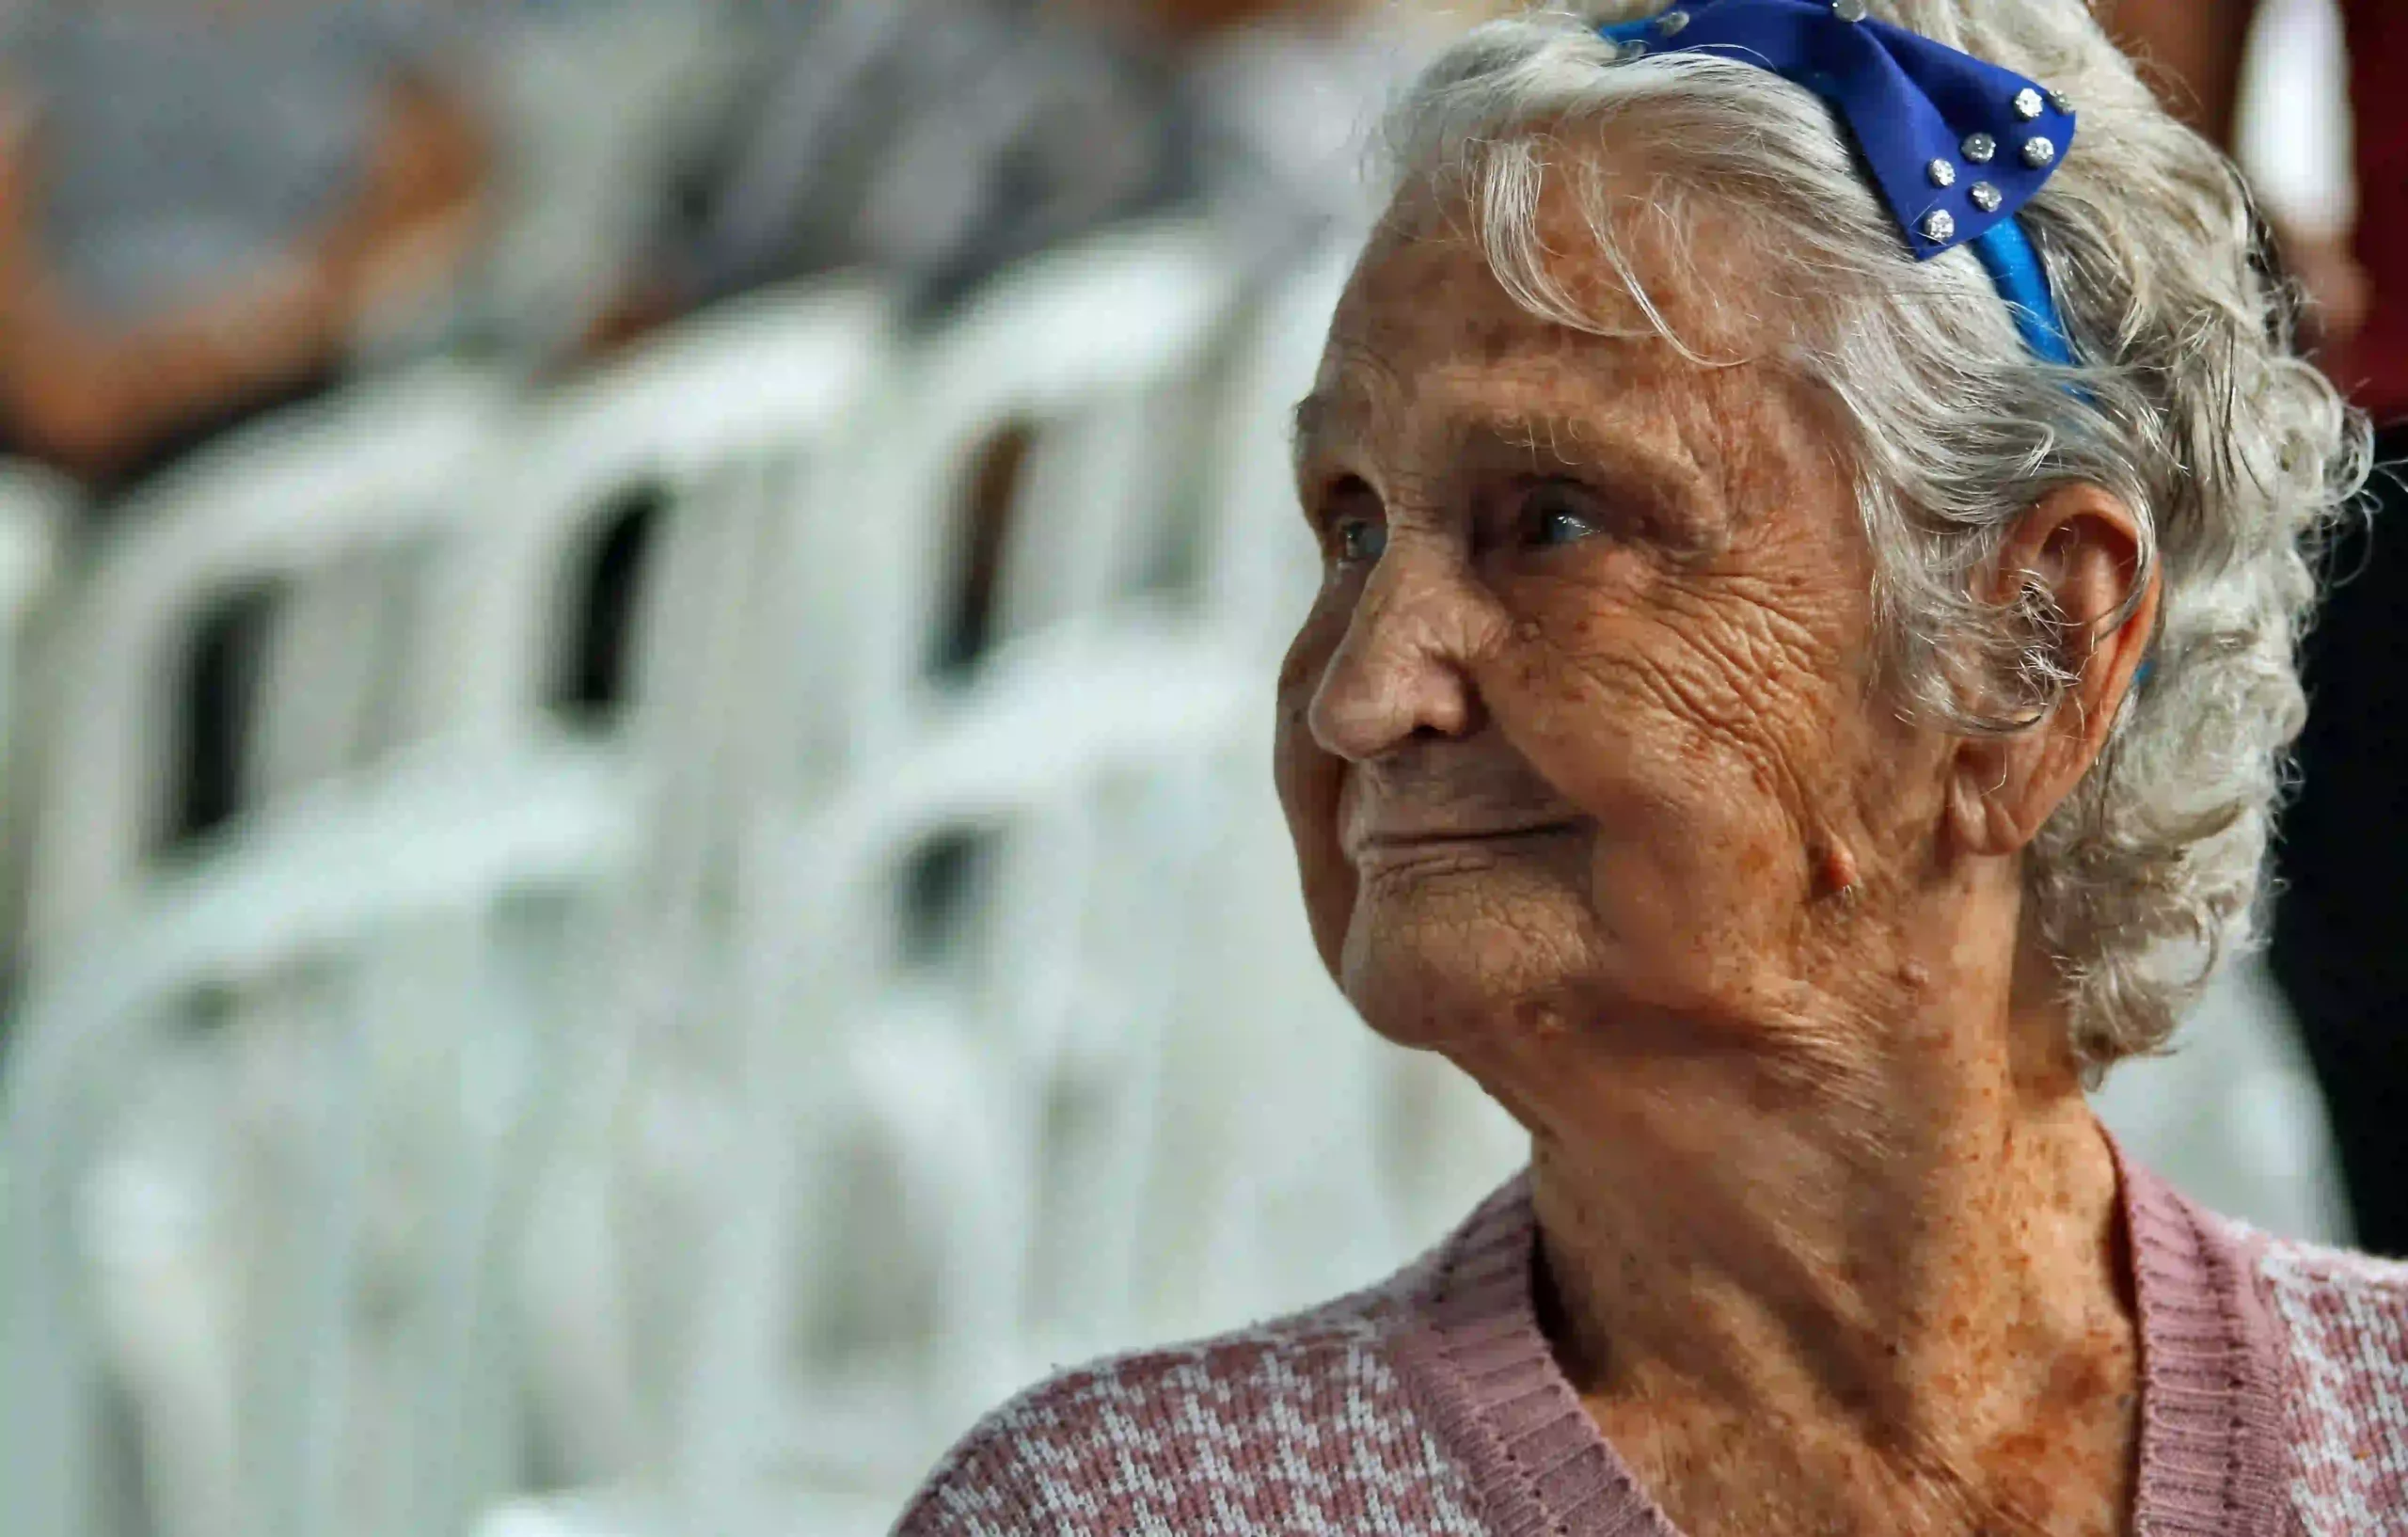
1944,484,2161,860
1946,732,2048,857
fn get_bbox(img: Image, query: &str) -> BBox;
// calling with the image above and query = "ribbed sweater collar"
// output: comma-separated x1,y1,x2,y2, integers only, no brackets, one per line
1389,1143,2287,1536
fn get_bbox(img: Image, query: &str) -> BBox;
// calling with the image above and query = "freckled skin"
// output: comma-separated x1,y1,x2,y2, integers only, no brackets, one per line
1275,176,2158,1537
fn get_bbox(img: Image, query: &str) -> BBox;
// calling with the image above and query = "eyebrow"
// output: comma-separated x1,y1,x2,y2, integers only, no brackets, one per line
1292,387,1722,546
1290,390,1341,478
1471,410,1724,553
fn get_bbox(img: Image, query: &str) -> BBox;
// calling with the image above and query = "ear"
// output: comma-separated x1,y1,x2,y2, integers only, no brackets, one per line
1947,484,2161,858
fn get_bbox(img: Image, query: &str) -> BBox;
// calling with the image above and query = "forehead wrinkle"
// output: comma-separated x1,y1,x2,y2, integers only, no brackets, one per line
1292,332,1412,479
1497,334,1834,546
1401,333,1734,530
1307,253,1782,546
1465,404,1720,530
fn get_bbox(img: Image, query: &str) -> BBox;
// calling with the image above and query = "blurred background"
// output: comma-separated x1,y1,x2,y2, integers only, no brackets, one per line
0,2,2377,1535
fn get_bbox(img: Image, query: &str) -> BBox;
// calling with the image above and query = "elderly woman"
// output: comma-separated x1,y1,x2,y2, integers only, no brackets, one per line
898,1,2399,1531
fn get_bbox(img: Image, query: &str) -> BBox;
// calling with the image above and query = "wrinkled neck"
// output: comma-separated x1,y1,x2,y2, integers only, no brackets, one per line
1527,1061,2120,1423
1482,865,2130,1464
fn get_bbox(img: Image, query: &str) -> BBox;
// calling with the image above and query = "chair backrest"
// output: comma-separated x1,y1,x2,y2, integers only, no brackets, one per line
407,282,892,959
7,288,894,1537
397,284,897,1506
665,614,1260,1530
802,220,1248,786
4,746,643,1537
0,462,75,965
22,366,509,963
404,279,893,753
1192,235,1357,661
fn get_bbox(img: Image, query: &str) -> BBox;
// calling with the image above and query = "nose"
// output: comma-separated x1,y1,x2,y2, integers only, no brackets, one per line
1306,543,1489,762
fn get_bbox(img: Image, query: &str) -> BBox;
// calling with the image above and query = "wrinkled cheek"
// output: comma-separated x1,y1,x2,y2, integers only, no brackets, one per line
1484,659,1810,992
1274,619,1355,975
1576,770,1814,1023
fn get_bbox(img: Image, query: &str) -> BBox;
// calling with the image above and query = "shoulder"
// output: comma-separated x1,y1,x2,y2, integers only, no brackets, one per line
891,1282,1488,1537
2247,1225,2408,1382
2230,1221,2408,1526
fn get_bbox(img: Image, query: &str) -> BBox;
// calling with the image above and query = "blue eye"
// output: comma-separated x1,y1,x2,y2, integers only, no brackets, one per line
1335,516,1387,565
1524,483,1602,548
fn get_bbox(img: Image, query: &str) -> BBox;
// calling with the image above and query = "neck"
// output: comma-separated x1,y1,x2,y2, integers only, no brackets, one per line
1528,1053,2123,1423
1462,881,2138,1528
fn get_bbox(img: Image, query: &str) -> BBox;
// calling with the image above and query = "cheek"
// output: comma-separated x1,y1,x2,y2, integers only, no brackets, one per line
1479,596,1843,929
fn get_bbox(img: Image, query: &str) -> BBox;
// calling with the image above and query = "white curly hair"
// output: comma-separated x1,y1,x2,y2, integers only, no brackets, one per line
1373,0,2371,1071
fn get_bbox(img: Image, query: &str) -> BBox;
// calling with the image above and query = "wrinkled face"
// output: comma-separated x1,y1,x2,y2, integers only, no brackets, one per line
1275,198,1942,1064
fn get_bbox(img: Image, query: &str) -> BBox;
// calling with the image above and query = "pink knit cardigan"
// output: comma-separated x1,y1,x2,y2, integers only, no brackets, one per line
895,1152,2408,1533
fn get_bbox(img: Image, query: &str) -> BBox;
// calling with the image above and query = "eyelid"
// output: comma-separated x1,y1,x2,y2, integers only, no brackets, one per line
1309,472,1382,531
1506,475,1613,539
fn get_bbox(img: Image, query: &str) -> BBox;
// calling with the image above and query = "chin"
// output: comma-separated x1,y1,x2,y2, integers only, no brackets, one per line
1335,864,1597,1055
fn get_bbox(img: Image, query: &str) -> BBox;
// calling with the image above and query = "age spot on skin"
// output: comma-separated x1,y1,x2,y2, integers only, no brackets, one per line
1513,998,1569,1038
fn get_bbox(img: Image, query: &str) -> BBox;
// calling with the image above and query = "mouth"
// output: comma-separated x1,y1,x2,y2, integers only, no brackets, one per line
1346,820,1583,863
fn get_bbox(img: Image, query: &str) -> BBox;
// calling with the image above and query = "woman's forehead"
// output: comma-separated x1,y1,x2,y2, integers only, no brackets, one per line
1307,235,1747,468
1300,325,1695,475
1361,165,1782,325
1322,190,1787,402
1301,222,1849,547
1327,224,1598,365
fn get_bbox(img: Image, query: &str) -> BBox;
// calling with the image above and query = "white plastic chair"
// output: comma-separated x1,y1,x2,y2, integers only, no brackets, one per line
0,367,548,1537
689,612,1262,1532
799,219,1250,787
0,461,74,964
8,282,893,1537
4,747,640,1537
607,226,1259,1523
411,281,896,1497
1189,235,1352,661
20,366,513,966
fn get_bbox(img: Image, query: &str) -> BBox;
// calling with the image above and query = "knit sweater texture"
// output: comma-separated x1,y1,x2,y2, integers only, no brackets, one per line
894,1150,2408,1534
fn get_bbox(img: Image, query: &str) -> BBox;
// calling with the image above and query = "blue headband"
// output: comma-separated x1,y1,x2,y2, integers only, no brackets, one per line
1595,0,2078,367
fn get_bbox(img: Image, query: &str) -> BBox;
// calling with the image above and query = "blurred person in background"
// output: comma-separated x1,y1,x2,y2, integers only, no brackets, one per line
0,8,491,839
2113,0,2408,1255
0,7,487,499
899,1,2405,1531
598,0,1430,342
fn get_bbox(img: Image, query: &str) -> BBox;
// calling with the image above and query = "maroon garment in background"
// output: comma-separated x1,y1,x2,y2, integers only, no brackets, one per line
2343,0,2408,422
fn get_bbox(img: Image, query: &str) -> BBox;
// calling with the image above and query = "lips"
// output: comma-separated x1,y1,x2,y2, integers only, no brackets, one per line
1343,819,1582,861
1333,763,1586,864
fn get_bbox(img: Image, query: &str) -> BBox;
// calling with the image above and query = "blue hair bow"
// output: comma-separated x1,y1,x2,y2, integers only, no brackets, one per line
1596,0,2077,367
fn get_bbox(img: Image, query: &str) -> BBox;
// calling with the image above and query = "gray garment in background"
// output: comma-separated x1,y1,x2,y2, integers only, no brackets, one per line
659,0,1185,318
651,0,1434,323
8,11,437,323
